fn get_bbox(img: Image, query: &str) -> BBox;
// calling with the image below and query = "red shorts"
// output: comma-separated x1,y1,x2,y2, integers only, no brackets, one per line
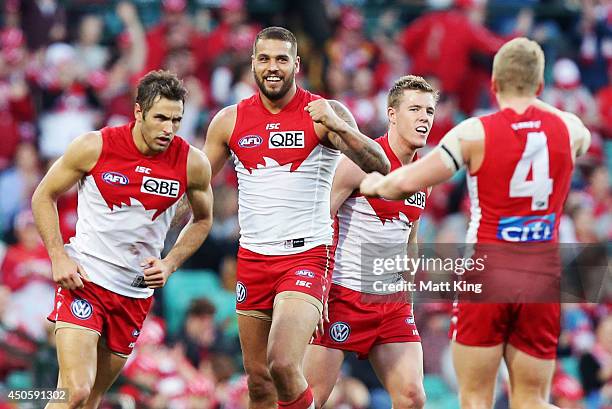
449,302,560,359
312,284,421,360
47,282,153,355
236,245,333,311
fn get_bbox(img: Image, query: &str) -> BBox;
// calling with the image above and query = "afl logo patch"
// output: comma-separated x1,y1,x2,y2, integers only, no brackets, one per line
295,269,315,278
236,282,247,303
71,299,93,320
238,135,263,148
329,322,350,343
102,172,129,185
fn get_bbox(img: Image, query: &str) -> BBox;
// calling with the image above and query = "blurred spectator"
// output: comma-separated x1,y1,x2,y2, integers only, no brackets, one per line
0,43,35,170
17,0,66,51
74,14,109,72
36,43,102,159
552,372,585,409
542,58,599,129
344,67,384,136
399,1,531,114
579,315,612,409
578,0,612,92
326,7,376,74
210,185,239,243
0,210,53,340
596,65,612,140
0,143,41,234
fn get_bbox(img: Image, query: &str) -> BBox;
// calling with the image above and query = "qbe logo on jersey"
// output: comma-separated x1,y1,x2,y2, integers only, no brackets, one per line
71,299,93,320
236,281,247,303
496,213,555,242
269,131,305,148
405,191,426,209
141,176,180,198
329,322,351,343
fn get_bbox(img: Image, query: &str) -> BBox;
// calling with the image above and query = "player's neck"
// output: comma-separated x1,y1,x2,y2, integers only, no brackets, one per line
496,94,537,114
388,129,417,165
259,84,298,113
132,123,157,157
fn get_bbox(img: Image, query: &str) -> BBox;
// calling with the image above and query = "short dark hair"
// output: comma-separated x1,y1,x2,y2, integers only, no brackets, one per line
135,70,187,117
187,298,216,317
387,75,439,108
252,26,297,57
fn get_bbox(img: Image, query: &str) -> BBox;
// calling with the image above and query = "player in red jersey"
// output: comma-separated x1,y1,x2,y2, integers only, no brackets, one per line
204,27,389,409
32,70,213,409
304,75,437,409
360,38,591,409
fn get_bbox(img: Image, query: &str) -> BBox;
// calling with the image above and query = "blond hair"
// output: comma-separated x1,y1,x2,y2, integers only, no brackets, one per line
492,38,545,96
387,75,439,108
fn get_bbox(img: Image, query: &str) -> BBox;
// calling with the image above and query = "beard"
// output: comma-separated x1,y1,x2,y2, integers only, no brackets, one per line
254,69,296,101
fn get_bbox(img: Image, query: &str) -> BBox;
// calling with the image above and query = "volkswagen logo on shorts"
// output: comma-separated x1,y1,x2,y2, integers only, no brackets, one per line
236,281,247,303
329,322,350,343
70,299,93,320
406,316,415,325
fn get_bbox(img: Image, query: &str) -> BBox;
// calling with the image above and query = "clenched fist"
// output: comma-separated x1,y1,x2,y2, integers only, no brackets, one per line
304,99,344,131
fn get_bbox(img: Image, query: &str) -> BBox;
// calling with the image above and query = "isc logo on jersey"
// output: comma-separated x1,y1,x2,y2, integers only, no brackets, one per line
405,191,426,209
497,214,555,242
269,131,305,149
141,176,180,198
102,172,129,185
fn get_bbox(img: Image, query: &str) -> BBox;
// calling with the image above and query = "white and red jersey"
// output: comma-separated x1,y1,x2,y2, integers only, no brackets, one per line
229,87,340,255
65,123,189,298
333,135,427,294
466,106,573,244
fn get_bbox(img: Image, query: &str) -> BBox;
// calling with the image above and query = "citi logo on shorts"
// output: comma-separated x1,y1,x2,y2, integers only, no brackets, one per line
295,269,315,278
269,131,305,148
102,172,129,186
71,299,93,320
238,135,263,148
141,176,180,198
496,214,555,242
236,281,247,303
329,322,350,343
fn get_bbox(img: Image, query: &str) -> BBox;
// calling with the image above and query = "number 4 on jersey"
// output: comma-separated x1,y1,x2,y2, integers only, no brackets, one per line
509,131,553,211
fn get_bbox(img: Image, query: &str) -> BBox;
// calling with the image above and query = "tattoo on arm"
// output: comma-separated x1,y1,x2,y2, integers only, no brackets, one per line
170,195,192,228
327,101,390,174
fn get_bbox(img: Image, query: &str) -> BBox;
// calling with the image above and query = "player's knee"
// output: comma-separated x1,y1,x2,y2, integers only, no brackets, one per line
245,367,276,403
391,382,426,409
267,357,300,388
67,385,92,409
509,393,553,409
459,396,492,409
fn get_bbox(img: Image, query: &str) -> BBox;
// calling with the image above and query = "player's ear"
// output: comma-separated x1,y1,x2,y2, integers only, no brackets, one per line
134,103,143,122
388,106,396,125
295,55,300,73
490,77,498,95
535,80,544,96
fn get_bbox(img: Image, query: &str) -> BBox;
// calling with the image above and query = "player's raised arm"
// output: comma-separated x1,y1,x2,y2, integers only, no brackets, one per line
307,99,390,175
144,147,214,288
203,105,236,177
31,131,101,289
360,117,483,200
330,155,367,217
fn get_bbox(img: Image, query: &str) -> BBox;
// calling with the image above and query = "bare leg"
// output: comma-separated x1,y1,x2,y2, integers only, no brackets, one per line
369,342,425,409
83,342,127,409
303,345,345,408
504,345,558,409
451,341,504,409
238,314,277,409
45,326,99,409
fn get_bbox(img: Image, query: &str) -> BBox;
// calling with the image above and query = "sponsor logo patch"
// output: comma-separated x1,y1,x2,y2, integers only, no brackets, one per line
405,191,426,209
141,176,180,198
132,329,140,337
236,281,247,303
238,135,263,148
329,321,351,343
406,316,415,325
269,131,305,148
102,172,129,185
496,213,555,242
71,299,93,320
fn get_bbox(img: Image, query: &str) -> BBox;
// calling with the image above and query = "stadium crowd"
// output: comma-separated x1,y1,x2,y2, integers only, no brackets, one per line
0,0,610,408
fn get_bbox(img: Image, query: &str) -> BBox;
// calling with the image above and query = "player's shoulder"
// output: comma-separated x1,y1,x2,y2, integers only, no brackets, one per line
207,104,238,139
63,131,103,172
186,145,211,186
451,116,485,141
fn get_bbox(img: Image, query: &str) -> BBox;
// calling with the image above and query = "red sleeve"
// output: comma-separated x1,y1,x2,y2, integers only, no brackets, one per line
0,248,24,291
400,15,432,53
9,94,35,121
466,19,508,55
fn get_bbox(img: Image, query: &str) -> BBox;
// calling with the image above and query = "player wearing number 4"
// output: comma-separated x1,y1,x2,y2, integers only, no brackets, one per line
360,38,590,409
32,71,213,409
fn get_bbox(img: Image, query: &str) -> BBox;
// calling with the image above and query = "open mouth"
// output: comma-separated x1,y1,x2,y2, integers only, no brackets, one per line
265,75,282,84
415,126,428,134
157,136,171,145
